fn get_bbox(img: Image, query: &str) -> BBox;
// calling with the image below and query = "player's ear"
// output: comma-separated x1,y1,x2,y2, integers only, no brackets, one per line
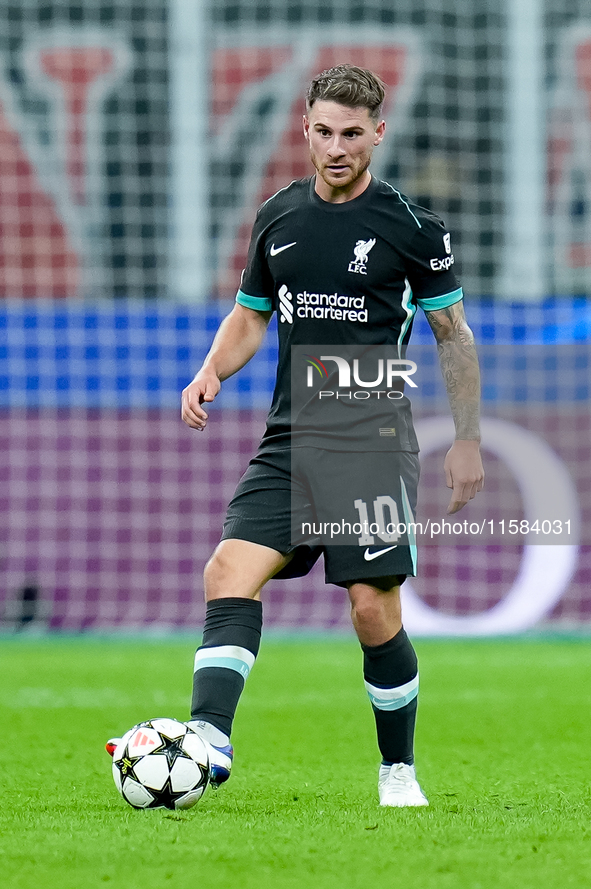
374,119,386,145
303,115,310,140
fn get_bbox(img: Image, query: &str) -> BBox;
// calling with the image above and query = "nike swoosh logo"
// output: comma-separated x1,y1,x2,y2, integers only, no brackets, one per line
270,242,296,256
363,546,398,561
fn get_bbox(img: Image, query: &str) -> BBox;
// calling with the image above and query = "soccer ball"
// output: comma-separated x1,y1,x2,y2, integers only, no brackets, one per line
111,717,210,810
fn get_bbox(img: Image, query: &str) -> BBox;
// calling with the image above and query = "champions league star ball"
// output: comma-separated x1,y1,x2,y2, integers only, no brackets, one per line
111,718,210,810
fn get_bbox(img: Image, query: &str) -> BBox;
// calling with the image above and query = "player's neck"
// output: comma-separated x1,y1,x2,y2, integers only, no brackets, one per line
314,171,372,204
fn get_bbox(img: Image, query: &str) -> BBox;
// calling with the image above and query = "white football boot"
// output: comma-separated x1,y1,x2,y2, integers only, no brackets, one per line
378,762,429,807
185,720,233,788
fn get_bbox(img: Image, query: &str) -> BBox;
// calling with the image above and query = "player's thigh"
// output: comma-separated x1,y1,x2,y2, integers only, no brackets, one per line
205,538,293,600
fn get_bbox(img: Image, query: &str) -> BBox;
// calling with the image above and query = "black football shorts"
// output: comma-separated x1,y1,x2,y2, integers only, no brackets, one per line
221,445,420,588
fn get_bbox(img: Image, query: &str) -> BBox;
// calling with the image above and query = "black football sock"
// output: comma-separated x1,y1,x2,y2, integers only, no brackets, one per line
190,597,263,738
362,627,418,766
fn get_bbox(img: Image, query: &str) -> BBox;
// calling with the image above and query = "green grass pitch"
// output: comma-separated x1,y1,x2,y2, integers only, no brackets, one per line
2,635,591,889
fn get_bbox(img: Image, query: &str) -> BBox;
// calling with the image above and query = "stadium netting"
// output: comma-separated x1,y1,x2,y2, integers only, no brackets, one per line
0,299,589,632
1,0,590,303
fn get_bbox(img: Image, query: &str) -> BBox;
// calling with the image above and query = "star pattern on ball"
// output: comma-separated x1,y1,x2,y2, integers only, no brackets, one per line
116,755,140,782
112,718,209,810
146,778,189,810
162,735,190,768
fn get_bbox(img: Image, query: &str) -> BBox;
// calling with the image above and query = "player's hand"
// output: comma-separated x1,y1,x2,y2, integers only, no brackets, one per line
181,370,221,431
443,440,484,514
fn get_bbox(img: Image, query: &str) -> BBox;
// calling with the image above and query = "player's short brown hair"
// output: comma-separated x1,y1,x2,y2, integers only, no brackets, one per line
306,65,386,121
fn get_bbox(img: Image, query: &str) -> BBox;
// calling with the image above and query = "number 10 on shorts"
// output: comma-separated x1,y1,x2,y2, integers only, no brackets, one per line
353,496,401,545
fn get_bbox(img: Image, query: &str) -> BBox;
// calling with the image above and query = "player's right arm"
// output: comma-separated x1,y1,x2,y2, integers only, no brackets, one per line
181,303,272,431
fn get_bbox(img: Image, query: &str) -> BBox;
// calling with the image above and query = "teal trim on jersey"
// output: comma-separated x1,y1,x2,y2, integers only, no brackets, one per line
193,655,252,680
416,287,464,311
383,181,422,228
400,476,418,575
236,290,273,311
398,278,416,354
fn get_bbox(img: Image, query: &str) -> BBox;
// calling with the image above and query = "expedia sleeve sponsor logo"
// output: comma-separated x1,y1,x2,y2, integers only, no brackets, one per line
429,254,455,272
430,232,454,271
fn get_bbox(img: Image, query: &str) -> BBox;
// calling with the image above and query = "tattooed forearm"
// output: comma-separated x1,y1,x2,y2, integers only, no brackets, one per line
425,303,481,441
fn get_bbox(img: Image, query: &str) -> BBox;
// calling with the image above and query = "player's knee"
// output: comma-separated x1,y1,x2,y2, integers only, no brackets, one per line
204,543,264,601
349,583,402,629
352,595,386,627
203,548,231,599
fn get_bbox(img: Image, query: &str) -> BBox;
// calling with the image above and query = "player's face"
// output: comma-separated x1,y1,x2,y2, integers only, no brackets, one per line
303,100,385,201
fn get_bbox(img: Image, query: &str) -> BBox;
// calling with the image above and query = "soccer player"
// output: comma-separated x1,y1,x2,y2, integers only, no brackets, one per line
180,65,484,806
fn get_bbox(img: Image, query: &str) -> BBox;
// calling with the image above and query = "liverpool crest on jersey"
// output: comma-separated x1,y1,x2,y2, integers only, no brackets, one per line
348,238,376,275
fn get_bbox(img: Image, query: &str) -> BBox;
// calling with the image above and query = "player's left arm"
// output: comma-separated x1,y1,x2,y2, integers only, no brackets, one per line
424,300,485,514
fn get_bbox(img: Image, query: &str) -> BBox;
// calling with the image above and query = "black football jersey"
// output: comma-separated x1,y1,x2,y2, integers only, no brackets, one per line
237,176,462,451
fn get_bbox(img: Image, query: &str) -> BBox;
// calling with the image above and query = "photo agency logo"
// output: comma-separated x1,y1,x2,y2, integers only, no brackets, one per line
303,352,418,401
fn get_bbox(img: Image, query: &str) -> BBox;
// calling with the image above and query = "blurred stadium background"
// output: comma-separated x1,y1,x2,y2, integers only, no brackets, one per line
0,0,590,634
